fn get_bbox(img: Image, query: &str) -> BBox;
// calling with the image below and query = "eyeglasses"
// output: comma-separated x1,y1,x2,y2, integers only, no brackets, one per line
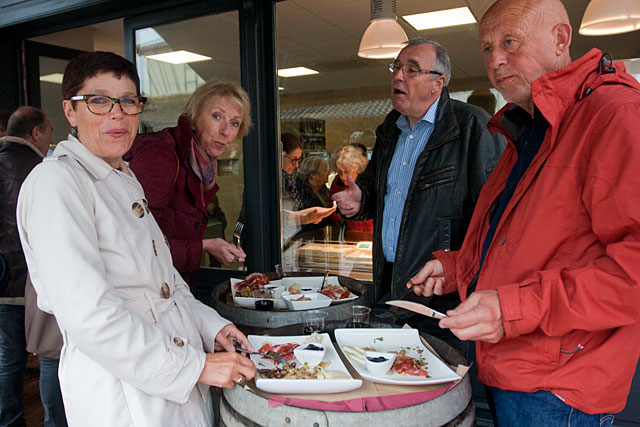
284,154,303,164
388,62,443,78
68,94,147,115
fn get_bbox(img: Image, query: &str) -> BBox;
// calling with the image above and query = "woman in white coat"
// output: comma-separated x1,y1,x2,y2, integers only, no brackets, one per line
16,51,256,426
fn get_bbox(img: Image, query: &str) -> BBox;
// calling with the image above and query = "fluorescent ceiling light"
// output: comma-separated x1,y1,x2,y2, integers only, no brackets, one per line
403,7,476,30
278,87,285,91
40,73,64,84
146,50,211,64
277,67,319,77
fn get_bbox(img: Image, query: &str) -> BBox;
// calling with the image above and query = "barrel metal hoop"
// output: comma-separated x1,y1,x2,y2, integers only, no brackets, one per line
220,392,263,427
442,396,474,427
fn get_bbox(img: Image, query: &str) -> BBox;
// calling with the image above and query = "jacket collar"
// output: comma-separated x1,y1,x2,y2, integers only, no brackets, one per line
171,114,196,163
0,136,45,158
52,135,116,180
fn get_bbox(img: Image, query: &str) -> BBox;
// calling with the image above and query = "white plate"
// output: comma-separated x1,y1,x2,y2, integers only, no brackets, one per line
282,293,332,311
282,276,359,304
248,333,362,394
335,328,461,385
230,278,287,310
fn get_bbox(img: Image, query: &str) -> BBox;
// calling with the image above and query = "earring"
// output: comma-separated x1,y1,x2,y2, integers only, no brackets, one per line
70,126,78,137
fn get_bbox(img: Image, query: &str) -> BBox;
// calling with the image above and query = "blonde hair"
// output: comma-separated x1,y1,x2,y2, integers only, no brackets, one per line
336,145,368,174
184,80,252,137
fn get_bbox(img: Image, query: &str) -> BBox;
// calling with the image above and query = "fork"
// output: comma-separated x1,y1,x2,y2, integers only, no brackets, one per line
233,221,244,249
234,344,289,366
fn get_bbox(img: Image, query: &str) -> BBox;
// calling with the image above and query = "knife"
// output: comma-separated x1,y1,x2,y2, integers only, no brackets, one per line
385,300,447,319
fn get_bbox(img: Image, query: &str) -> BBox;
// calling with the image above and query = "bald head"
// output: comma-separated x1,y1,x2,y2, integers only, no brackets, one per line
479,0,572,113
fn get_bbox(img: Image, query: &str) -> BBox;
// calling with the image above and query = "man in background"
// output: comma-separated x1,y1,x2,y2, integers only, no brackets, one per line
333,37,505,351
0,106,66,426
409,0,640,423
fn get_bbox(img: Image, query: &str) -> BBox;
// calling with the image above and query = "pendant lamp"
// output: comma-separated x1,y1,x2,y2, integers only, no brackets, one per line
579,0,640,36
358,0,409,59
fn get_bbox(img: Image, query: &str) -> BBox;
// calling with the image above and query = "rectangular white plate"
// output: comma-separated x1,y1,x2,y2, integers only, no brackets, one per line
282,276,359,304
334,328,461,385
230,278,287,310
248,333,363,394
282,292,332,311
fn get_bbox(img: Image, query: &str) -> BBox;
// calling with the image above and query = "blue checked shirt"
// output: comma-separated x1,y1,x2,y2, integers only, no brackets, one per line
382,97,440,262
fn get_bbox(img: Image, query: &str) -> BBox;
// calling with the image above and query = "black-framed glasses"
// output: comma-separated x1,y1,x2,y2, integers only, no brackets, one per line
388,62,443,78
284,154,303,164
68,94,147,115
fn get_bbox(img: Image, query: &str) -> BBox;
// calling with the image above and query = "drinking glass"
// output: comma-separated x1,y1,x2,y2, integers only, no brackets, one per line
348,305,371,328
301,310,328,334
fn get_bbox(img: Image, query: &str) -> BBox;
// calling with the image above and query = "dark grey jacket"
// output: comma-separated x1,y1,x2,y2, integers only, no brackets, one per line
353,88,505,309
0,137,43,299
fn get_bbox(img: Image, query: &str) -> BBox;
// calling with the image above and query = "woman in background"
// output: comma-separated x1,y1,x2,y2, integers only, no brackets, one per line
17,51,255,426
126,80,249,285
295,156,335,234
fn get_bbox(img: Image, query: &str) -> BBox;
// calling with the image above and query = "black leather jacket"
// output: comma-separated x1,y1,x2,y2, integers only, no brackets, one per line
354,88,505,308
0,137,43,298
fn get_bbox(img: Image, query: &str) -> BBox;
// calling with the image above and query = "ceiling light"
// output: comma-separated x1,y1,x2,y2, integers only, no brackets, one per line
278,87,285,91
277,67,319,77
358,0,408,59
146,50,211,64
579,0,640,35
403,7,477,30
40,73,64,84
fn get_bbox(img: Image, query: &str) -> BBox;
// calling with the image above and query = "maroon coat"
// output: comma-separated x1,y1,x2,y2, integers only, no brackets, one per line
125,115,218,283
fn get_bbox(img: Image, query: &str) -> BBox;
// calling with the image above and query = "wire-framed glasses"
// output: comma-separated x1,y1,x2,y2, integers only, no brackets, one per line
388,62,443,78
68,94,147,115
284,154,303,164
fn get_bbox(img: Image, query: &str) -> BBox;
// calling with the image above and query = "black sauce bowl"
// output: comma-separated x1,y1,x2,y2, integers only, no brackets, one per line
255,299,274,311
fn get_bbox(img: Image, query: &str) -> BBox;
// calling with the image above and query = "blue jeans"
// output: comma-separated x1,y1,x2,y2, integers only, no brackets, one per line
0,304,27,427
38,356,67,427
490,387,615,427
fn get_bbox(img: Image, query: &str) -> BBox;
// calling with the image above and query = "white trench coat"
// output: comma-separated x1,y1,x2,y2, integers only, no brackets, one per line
17,136,231,426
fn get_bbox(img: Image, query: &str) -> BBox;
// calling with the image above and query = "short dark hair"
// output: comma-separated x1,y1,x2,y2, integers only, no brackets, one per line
7,106,47,139
0,110,11,132
281,133,302,154
62,51,141,100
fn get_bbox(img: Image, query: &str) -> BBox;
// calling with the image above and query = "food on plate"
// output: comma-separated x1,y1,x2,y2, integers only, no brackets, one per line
392,350,429,377
259,363,350,380
304,332,324,344
303,344,323,351
320,284,351,300
258,342,299,361
234,272,270,297
294,295,311,301
341,345,366,363
288,283,302,294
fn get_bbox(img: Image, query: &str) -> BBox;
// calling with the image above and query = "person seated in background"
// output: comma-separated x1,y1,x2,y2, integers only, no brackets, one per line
328,145,373,241
295,156,335,235
126,80,249,285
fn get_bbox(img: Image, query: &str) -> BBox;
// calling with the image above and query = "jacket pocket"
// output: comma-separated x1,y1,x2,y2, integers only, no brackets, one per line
418,177,454,191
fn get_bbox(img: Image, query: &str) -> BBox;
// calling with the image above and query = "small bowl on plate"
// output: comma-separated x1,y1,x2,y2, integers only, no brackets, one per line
282,293,332,311
364,351,396,376
294,343,326,367
254,299,274,311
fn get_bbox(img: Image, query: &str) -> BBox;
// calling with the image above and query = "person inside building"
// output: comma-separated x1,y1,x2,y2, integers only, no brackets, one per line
126,80,248,285
408,0,640,424
327,145,373,241
332,37,505,351
466,88,497,116
0,106,61,426
16,51,256,427
295,155,335,235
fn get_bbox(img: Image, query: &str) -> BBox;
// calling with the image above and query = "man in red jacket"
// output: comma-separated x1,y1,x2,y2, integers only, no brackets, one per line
408,0,640,425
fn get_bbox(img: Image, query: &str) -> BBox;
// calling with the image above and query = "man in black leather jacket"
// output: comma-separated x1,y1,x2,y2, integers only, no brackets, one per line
334,38,505,349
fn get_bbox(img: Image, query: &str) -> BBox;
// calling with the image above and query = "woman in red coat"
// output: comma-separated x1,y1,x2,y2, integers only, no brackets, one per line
126,81,250,284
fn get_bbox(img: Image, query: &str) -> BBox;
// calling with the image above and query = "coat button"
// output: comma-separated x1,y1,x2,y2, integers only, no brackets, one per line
152,240,157,256
173,336,184,347
142,198,150,213
161,282,170,299
132,202,144,218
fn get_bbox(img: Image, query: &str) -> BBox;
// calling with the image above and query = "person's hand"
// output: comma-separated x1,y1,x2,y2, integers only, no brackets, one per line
439,290,504,343
299,203,336,225
202,238,246,264
406,259,445,297
332,175,362,218
197,351,257,389
214,324,254,352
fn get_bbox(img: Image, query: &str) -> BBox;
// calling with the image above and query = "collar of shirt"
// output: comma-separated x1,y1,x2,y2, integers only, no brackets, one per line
395,96,440,132
52,135,119,181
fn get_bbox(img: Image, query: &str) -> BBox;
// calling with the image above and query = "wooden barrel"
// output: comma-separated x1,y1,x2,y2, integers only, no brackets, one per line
210,274,371,331
218,330,474,427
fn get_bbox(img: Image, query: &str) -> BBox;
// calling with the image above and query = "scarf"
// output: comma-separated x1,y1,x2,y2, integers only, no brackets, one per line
189,133,217,191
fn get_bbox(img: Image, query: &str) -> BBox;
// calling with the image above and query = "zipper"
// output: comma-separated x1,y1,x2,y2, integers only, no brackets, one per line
420,165,456,180
419,177,454,190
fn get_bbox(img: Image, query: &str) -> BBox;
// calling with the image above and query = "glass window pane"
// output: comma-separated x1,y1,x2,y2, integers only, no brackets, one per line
135,11,244,271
